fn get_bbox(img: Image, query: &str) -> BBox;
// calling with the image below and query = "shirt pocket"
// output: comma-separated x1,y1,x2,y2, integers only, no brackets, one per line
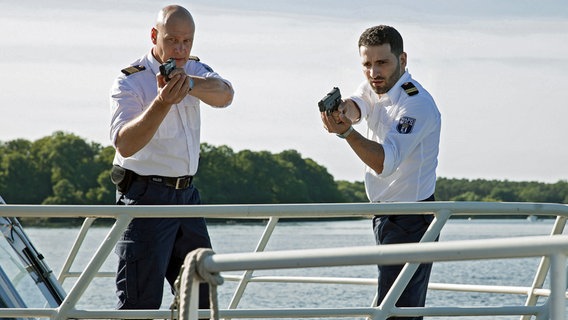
181,97,200,130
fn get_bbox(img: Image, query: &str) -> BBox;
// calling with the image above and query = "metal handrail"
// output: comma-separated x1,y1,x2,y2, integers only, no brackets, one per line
185,234,568,319
0,201,567,320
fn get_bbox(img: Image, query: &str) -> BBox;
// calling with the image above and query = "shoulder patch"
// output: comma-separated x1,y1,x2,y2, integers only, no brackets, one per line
401,82,419,96
121,65,146,76
189,56,200,61
397,116,416,134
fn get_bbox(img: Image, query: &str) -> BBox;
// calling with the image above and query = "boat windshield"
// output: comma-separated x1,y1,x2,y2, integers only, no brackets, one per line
0,227,46,308
0,196,66,310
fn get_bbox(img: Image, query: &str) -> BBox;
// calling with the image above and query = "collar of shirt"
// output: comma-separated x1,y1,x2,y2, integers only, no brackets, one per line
379,70,412,106
147,52,162,76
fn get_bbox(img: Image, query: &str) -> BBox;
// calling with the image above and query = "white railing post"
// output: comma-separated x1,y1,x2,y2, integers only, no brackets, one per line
54,215,132,320
184,277,201,320
371,209,452,313
57,217,97,284
522,215,568,320
228,216,280,311
549,253,566,320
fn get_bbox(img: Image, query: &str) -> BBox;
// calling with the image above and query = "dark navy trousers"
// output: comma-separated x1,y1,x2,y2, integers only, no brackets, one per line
373,195,436,320
115,178,212,310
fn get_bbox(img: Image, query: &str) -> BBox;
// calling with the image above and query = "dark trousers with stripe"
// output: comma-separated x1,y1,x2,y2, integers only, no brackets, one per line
373,195,436,320
115,178,212,310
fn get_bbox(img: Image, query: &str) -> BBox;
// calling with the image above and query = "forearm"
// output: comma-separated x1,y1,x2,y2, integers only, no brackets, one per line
190,77,233,107
321,104,381,173
345,129,384,174
115,99,171,158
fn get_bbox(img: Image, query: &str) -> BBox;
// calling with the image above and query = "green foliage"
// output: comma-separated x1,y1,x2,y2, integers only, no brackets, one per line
435,177,568,203
1,133,567,205
0,134,354,205
336,180,367,203
195,144,345,204
0,132,115,205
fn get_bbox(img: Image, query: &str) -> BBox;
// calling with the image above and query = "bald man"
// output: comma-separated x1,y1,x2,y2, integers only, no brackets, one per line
109,5,234,310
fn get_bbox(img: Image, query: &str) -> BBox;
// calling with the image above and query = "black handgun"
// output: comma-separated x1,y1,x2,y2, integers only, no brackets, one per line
318,87,342,113
159,58,176,82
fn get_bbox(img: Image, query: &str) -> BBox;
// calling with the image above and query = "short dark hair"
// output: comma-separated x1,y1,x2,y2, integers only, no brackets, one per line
358,25,404,56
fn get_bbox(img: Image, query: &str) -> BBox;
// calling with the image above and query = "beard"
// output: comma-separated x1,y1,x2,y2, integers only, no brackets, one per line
370,61,402,95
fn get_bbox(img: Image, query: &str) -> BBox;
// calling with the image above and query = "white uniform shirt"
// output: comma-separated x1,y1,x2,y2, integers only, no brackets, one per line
110,52,233,177
349,71,441,202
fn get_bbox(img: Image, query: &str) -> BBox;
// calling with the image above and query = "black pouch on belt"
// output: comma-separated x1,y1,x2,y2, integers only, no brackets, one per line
110,165,134,194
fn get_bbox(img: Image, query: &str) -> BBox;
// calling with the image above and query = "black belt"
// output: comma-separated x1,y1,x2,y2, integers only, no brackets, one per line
136,174,193,189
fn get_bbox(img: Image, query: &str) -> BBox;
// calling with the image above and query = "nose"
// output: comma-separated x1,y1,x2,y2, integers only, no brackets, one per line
370,65,381,79
174,42,188,55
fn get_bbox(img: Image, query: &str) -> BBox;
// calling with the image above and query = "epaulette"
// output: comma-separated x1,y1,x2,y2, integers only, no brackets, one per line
401,82,419,96
189,56,200,61
121,65,146,76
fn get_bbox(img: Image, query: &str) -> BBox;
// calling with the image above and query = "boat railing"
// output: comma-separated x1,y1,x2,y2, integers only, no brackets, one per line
0,201,567,320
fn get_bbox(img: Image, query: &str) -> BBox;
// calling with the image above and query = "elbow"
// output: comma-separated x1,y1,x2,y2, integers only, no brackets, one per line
114,134,138,158
215,92,233,107
369,163,384,175
213,80,234,107
216,86,234,107
366,145,385,175
115,144,135,158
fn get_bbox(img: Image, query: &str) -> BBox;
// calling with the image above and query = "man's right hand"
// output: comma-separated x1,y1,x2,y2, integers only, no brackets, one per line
156,69,192,105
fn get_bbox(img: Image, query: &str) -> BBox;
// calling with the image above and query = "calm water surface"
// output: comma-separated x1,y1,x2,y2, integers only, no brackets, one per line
19,218,563,319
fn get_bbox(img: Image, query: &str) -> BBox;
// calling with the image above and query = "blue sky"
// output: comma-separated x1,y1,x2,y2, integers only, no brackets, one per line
1,1,567,183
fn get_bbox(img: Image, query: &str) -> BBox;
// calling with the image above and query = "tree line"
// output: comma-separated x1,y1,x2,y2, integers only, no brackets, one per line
0,131,567,206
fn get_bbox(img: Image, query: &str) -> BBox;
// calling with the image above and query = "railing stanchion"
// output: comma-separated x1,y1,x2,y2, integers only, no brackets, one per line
54,214,132,320
549,253,566,320
57,217,97,285
227,216,280,312
522,216,568,320
187,277,200,320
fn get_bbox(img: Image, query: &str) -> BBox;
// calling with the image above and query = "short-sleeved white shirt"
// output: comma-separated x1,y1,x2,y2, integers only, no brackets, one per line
110,52,233,177
349,71,441,202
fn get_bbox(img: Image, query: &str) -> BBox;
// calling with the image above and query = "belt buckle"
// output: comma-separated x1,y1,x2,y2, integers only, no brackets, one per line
175,177,187,189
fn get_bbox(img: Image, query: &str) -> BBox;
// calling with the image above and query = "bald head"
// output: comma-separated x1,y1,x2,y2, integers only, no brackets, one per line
155,5,195,31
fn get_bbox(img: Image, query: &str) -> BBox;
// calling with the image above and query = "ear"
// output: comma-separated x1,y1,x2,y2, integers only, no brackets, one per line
151,28,158,44
399,52,407,69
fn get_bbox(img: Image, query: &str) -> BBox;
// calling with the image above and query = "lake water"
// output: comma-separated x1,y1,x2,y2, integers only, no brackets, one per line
13,218,565,319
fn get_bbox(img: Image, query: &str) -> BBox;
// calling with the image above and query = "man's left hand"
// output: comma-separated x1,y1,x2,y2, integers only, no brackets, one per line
321,109,352,135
